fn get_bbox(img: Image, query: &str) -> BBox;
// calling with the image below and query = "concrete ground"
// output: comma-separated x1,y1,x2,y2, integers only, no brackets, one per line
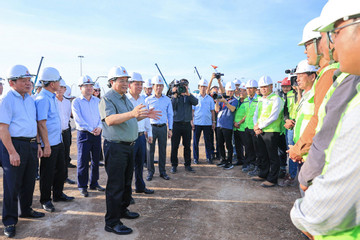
0,132,305,240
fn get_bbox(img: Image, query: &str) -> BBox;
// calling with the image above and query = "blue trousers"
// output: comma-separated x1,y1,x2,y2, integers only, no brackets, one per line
77,131,101,189
286,129,299,179
193,125,213,160
1,139,37,226
133,134,146,191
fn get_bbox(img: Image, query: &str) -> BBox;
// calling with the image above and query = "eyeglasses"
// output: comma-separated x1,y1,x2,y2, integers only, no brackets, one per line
328,18,360,43
94,89,100,92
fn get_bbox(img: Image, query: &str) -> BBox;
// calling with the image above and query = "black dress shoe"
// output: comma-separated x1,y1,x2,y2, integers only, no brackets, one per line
130,197,135,205
90,184,105,192
105,223,132,235
42,201,55,212
4,225,15,238
135,188,155,194
53,193,75,202
171,166,177,174
20,209,45,218
185,166,195,173
206,158,213,164
80,189,89,197
146,174,153,181
193,159,199,164
65,178,76,184
120,210,140,219
67,163,76,168
160,174,170,180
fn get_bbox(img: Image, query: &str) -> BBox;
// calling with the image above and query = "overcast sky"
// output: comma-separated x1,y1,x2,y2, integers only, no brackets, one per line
0,0,328,96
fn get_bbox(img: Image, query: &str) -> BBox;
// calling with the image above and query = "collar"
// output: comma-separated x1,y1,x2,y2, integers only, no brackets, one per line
42,88,56,98
10,88,29,99
80,94,94,101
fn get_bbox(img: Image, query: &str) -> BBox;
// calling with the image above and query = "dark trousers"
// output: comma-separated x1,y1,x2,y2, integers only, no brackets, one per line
104,140,134,227
171,122,192,167
40,143,66,203
217,128,233,163
257,132,280,184
234,131,246,163
244,128,259,166
62,128,71,179
193,125,213,160
1,139,37,226
77,131,101,189
148,125,167,175
134,134,146,191
278,133,287,168
211,127,220,158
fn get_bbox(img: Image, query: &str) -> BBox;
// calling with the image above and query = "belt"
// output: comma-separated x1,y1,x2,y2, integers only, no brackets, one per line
12,137,36,142
174,121,189,125
151,123,166,127
108,140,136,146
138,132,144,136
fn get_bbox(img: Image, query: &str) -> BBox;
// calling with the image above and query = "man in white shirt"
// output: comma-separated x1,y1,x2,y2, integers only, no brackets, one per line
126,72,154,194
56,79,75,185
72,75,104,197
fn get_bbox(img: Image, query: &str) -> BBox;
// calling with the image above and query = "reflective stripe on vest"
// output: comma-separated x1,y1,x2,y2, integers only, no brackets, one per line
315,92,360,239
244,96,258,130
316,72,350,134
257,93,283,132
287,90,297,119
293,90,315,144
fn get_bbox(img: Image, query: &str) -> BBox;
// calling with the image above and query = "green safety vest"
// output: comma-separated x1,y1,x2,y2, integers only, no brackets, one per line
234,102,246,131
293,90,314,143
311,62,340,97
287,90,297,119
243,95,258,130
257,93,283,132
315,72,350,134
315,92,360,240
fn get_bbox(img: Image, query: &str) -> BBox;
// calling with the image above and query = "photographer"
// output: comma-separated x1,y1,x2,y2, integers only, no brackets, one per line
215,82,238,170
170,79,198,174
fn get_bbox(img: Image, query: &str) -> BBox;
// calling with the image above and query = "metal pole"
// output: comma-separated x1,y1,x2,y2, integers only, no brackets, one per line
32,56,44,94
155,63,169,89
78,55,84,76
194,66,201,80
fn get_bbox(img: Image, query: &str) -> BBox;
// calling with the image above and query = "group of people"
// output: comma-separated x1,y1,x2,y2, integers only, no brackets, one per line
0,0,360,238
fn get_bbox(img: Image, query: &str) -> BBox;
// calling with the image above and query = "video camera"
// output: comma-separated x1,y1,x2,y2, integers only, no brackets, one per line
212,92,229,100
285,68,297,86
211,65,224,80
166,79,189,96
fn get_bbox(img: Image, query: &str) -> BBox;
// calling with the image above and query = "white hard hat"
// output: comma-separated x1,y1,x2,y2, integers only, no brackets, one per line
233,79,241,85
64,85,73,99
240,82,246,90
298,17,322,45
78,75,94,86
108,66,130,80
59,79,66,87
93,82,100,89
246,79,258,88
144,79,153,88
151,75,164,85
129,72,144,82
317,0,360,32
225,81,236,91
295,60,319,74
39,67,61,82
7,65,34,81
198,78,208,87
258,76,273,87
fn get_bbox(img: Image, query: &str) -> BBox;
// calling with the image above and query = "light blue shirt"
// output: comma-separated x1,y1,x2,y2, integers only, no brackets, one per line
145,94,173,129
193,93,215,126
35,89,62,146
72,95,102,132
0,89,37,137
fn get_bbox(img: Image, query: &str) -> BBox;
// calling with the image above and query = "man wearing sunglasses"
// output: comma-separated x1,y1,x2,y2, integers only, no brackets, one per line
291,0,360,239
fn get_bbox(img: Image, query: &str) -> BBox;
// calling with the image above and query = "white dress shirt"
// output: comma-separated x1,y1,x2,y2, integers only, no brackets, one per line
56,96,71,131
126,93,152,137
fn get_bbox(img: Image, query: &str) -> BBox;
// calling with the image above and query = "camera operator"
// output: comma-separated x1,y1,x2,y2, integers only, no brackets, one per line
170,79,198,174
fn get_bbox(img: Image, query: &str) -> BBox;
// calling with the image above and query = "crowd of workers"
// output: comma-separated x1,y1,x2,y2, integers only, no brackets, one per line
0,0,360,238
